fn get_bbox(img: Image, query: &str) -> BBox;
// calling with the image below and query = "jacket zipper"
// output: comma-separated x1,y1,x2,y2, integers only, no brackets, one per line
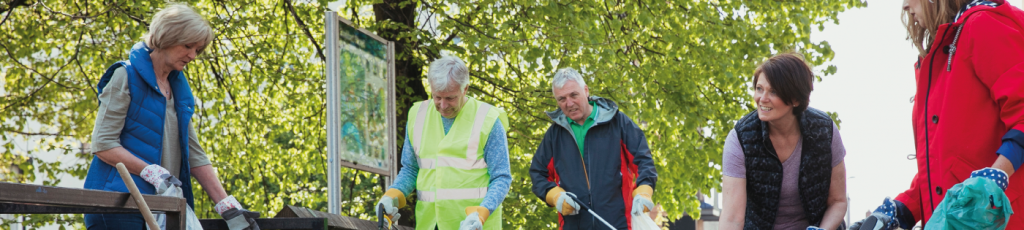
580,150,591,190
580,139,595,229
922,21,956,222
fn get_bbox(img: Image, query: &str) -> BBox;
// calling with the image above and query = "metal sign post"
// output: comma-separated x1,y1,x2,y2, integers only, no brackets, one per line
325,11,397,215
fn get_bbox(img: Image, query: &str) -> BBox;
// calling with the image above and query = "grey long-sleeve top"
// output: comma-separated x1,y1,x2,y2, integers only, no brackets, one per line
90,67,211,175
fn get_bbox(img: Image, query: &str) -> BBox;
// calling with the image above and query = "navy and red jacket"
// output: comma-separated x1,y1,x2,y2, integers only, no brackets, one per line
530,96,658,230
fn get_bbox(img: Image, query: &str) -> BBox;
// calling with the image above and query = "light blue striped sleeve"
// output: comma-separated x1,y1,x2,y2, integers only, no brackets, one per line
480,120,512,212
388,128,418,196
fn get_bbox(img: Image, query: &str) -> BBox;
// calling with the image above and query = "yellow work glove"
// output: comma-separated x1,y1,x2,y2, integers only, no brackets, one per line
461,206,491,228
631,185,655,216
465,206,490,223
375,188,406,220
545,187,579,216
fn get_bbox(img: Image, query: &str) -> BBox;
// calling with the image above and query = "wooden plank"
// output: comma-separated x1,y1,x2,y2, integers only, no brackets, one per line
200,218,326,230
0,203,139,214
0,182,184,212
275,205,412,230
166,199,188,230
0,182,190,230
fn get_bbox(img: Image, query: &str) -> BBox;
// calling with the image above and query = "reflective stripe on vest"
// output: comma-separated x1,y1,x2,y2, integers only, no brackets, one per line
412,101,492,170
417,187,488,202
417,157,488,170
411,100,431,155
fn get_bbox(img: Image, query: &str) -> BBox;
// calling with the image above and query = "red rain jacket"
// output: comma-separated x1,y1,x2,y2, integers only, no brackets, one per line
895,0,1024,227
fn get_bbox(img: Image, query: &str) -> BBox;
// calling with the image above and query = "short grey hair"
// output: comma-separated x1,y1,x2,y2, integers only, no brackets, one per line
427,56,470,92
552,67,587,91
144,3,214,54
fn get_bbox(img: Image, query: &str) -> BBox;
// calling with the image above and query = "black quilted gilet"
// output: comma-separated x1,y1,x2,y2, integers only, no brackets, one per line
734,107,835,230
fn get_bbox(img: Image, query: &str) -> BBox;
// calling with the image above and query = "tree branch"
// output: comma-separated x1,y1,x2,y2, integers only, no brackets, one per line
7,130,72,137
284,0,325,62
0,41,81,111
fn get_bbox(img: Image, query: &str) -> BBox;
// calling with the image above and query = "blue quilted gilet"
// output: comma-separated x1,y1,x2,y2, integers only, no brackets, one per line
84,42,197,207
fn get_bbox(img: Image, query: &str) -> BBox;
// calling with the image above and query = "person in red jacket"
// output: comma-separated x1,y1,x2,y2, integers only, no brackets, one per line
850,0,1024,229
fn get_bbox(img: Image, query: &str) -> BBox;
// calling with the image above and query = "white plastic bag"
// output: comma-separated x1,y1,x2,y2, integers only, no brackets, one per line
149,186,204,230
631,213,660,230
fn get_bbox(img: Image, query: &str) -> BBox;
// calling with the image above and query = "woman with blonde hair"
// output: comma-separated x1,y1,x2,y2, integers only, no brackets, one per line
850,0,1024,229
84,4,259,230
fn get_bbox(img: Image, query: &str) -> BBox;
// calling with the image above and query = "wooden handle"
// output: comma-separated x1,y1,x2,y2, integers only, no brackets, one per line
116,163,161,230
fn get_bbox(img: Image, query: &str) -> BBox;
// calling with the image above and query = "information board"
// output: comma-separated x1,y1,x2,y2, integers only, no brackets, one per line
325,11,396,214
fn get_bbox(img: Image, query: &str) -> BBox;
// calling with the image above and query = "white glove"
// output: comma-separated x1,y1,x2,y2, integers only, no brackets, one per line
556,192,580,216
376,196,402,221
216,196,261,230
140,164,181,194
459,212,483,230
631,195,655,216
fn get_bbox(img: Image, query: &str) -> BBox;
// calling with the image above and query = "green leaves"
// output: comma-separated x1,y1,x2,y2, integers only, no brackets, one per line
338,0,864,224
2,0,863,228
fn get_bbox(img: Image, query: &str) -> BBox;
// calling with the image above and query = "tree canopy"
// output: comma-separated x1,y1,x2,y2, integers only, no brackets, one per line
1,0,863,228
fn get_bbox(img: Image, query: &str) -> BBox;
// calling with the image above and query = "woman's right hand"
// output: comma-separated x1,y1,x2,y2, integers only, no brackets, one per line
140,164,181,194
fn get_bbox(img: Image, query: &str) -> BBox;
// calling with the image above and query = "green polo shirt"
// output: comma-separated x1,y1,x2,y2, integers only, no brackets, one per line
568,101,598,157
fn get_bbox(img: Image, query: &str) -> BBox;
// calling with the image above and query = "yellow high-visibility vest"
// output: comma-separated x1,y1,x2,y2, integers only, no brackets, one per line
408,97,508,230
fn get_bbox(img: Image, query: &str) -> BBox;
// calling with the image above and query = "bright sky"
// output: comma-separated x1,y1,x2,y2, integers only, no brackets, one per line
810,0,1021,220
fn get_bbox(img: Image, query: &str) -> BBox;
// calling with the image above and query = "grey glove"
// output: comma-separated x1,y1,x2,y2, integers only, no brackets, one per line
155,174,182,194
220,208,261,230
140,164,182,194
215,196,260,230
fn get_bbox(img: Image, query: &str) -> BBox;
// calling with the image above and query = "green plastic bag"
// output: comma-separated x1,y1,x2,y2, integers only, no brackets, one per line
925,177,1013,230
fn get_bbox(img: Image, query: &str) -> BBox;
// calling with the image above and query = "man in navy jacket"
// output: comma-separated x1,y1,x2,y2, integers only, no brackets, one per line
530,68,658,229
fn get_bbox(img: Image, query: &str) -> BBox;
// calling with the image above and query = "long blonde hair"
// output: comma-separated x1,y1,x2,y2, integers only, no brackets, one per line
903,0,971,56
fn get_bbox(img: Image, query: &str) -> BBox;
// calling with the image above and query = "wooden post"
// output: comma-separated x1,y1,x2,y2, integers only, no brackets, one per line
116,163,161,230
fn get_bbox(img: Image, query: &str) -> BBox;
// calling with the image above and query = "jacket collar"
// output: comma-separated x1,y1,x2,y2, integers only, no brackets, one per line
547,95,618,130
128,42,195,109
128,42,162,91
943,0,1010,28
955,0,999,23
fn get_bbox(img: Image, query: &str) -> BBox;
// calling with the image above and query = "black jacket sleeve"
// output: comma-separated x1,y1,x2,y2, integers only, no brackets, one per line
618,111,658,189
530,125,558,205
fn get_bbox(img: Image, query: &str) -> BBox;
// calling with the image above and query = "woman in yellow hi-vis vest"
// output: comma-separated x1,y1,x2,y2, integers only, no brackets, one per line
375,56,512,230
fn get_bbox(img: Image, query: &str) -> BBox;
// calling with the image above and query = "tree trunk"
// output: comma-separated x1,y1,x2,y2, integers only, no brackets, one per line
373,0,425,226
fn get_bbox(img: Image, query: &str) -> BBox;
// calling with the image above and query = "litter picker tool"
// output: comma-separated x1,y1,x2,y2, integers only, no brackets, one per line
377,203,397,230
568,193,617,230
116,163,161,230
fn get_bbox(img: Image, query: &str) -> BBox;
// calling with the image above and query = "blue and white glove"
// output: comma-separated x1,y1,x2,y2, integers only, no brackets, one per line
849,197,912,230
807,226,826,230
970,167,1008,191
140,164,182,195
458,212,483,230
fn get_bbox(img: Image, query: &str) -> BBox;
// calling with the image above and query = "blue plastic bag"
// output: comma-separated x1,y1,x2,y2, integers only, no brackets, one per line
924,177,1013,230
